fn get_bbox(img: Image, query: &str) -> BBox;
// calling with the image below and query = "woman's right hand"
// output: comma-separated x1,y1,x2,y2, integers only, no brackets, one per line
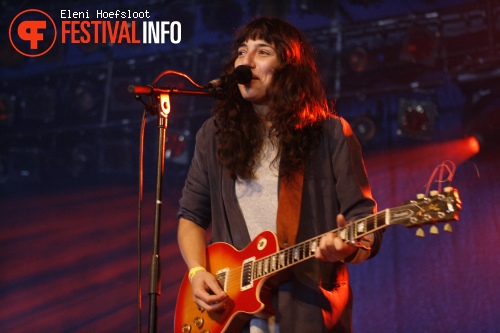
190,270,228,312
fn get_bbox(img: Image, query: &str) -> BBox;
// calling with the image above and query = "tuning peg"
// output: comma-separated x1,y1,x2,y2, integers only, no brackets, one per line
430,225,439,234
444,223,453,233
416,228,425,237
430,190,439,197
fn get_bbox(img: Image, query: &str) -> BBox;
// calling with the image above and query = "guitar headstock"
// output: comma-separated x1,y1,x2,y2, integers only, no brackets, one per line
390,186,461,237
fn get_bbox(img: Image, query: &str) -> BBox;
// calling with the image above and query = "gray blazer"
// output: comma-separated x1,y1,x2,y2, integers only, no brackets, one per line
178,115,383,332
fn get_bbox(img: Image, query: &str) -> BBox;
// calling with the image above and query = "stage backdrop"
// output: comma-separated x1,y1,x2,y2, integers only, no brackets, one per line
351,145,499,333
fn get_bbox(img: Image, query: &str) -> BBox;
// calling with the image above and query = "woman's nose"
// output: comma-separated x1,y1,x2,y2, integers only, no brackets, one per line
239,52,254,67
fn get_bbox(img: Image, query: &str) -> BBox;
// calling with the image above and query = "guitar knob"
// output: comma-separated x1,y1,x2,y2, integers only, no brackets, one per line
430,190,439,197
444,186,453,193
430,225,439,235
416,228,425,237
444,223,453,233
181,323,191,332
416,193,425,199
194,317,204,328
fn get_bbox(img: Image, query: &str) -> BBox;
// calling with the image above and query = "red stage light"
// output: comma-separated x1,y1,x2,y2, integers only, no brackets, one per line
434,136,481,166
466,135,480,155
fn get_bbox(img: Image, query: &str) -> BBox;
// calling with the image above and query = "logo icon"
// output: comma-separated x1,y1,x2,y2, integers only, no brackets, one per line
9,9,57,57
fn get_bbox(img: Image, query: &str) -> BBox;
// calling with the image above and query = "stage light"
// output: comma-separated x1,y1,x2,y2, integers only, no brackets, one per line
19,84,56,123
0,40,23,67
463,90,500,154
397,98,437,140
166,132,187,158
297,0,336,17
434,136,481,165
348,46,369,73
165,128,191,167
63,69,105,122
70,143,97,177
400,28,438,67
74,83,100,118
466,130,498,155
351,115,376,144
466,135,480,155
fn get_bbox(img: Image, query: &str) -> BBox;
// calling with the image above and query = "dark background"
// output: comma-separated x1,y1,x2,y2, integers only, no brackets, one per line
1,0,499,332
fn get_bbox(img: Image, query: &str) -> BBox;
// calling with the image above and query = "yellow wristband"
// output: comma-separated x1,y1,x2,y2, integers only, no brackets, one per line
188,266,206,282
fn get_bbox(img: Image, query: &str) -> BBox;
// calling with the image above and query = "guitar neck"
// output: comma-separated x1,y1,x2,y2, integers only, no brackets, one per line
251,202,425,280
248,186,461,282
250,210,385,280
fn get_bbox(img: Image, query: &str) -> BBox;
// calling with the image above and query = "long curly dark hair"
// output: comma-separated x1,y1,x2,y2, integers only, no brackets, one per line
213,17,334,179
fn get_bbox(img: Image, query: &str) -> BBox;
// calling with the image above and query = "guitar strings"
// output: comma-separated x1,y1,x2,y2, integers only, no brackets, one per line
218,197,445,289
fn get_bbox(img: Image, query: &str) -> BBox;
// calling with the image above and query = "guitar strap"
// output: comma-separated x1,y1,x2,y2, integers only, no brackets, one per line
276,170,304,248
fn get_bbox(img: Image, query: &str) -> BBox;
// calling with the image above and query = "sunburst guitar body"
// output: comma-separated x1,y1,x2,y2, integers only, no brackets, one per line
175,230,279,333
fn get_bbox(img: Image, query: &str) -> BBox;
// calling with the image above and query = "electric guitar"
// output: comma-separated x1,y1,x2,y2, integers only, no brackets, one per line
174,187,461,333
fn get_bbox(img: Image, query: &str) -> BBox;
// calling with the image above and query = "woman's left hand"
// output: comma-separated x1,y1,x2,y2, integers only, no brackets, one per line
314,214,358,263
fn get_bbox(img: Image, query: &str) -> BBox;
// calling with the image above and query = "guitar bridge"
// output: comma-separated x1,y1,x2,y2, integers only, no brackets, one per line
216,268,229,292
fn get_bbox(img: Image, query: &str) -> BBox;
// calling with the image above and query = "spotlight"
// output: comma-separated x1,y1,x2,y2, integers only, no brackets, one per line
70,143,97,177
297,0,335,17
465,135,480,155
74,83,100,118
19,84,56,123
348,46,369,73
400,28,438,67
64,70,105,122
397,98,437,140
166,132,187,158
351,115,376,144
466,123,499,154
0,40,23,67
463,90,500,154
165,129,191,166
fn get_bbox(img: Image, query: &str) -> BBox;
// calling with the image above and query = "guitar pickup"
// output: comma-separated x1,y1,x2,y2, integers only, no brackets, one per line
241,257,255,291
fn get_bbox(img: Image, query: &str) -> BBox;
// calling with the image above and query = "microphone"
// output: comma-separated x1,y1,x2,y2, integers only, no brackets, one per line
204,65,252,89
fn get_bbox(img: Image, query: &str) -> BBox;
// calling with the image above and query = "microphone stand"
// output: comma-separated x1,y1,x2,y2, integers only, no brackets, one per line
129,82,220,333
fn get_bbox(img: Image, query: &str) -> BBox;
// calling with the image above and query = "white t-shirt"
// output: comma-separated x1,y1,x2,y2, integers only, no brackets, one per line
235,136,280,333
235,136,279,240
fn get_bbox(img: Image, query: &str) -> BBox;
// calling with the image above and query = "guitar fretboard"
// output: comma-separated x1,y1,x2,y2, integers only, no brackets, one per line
245,187,460,286
249,202,426,281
